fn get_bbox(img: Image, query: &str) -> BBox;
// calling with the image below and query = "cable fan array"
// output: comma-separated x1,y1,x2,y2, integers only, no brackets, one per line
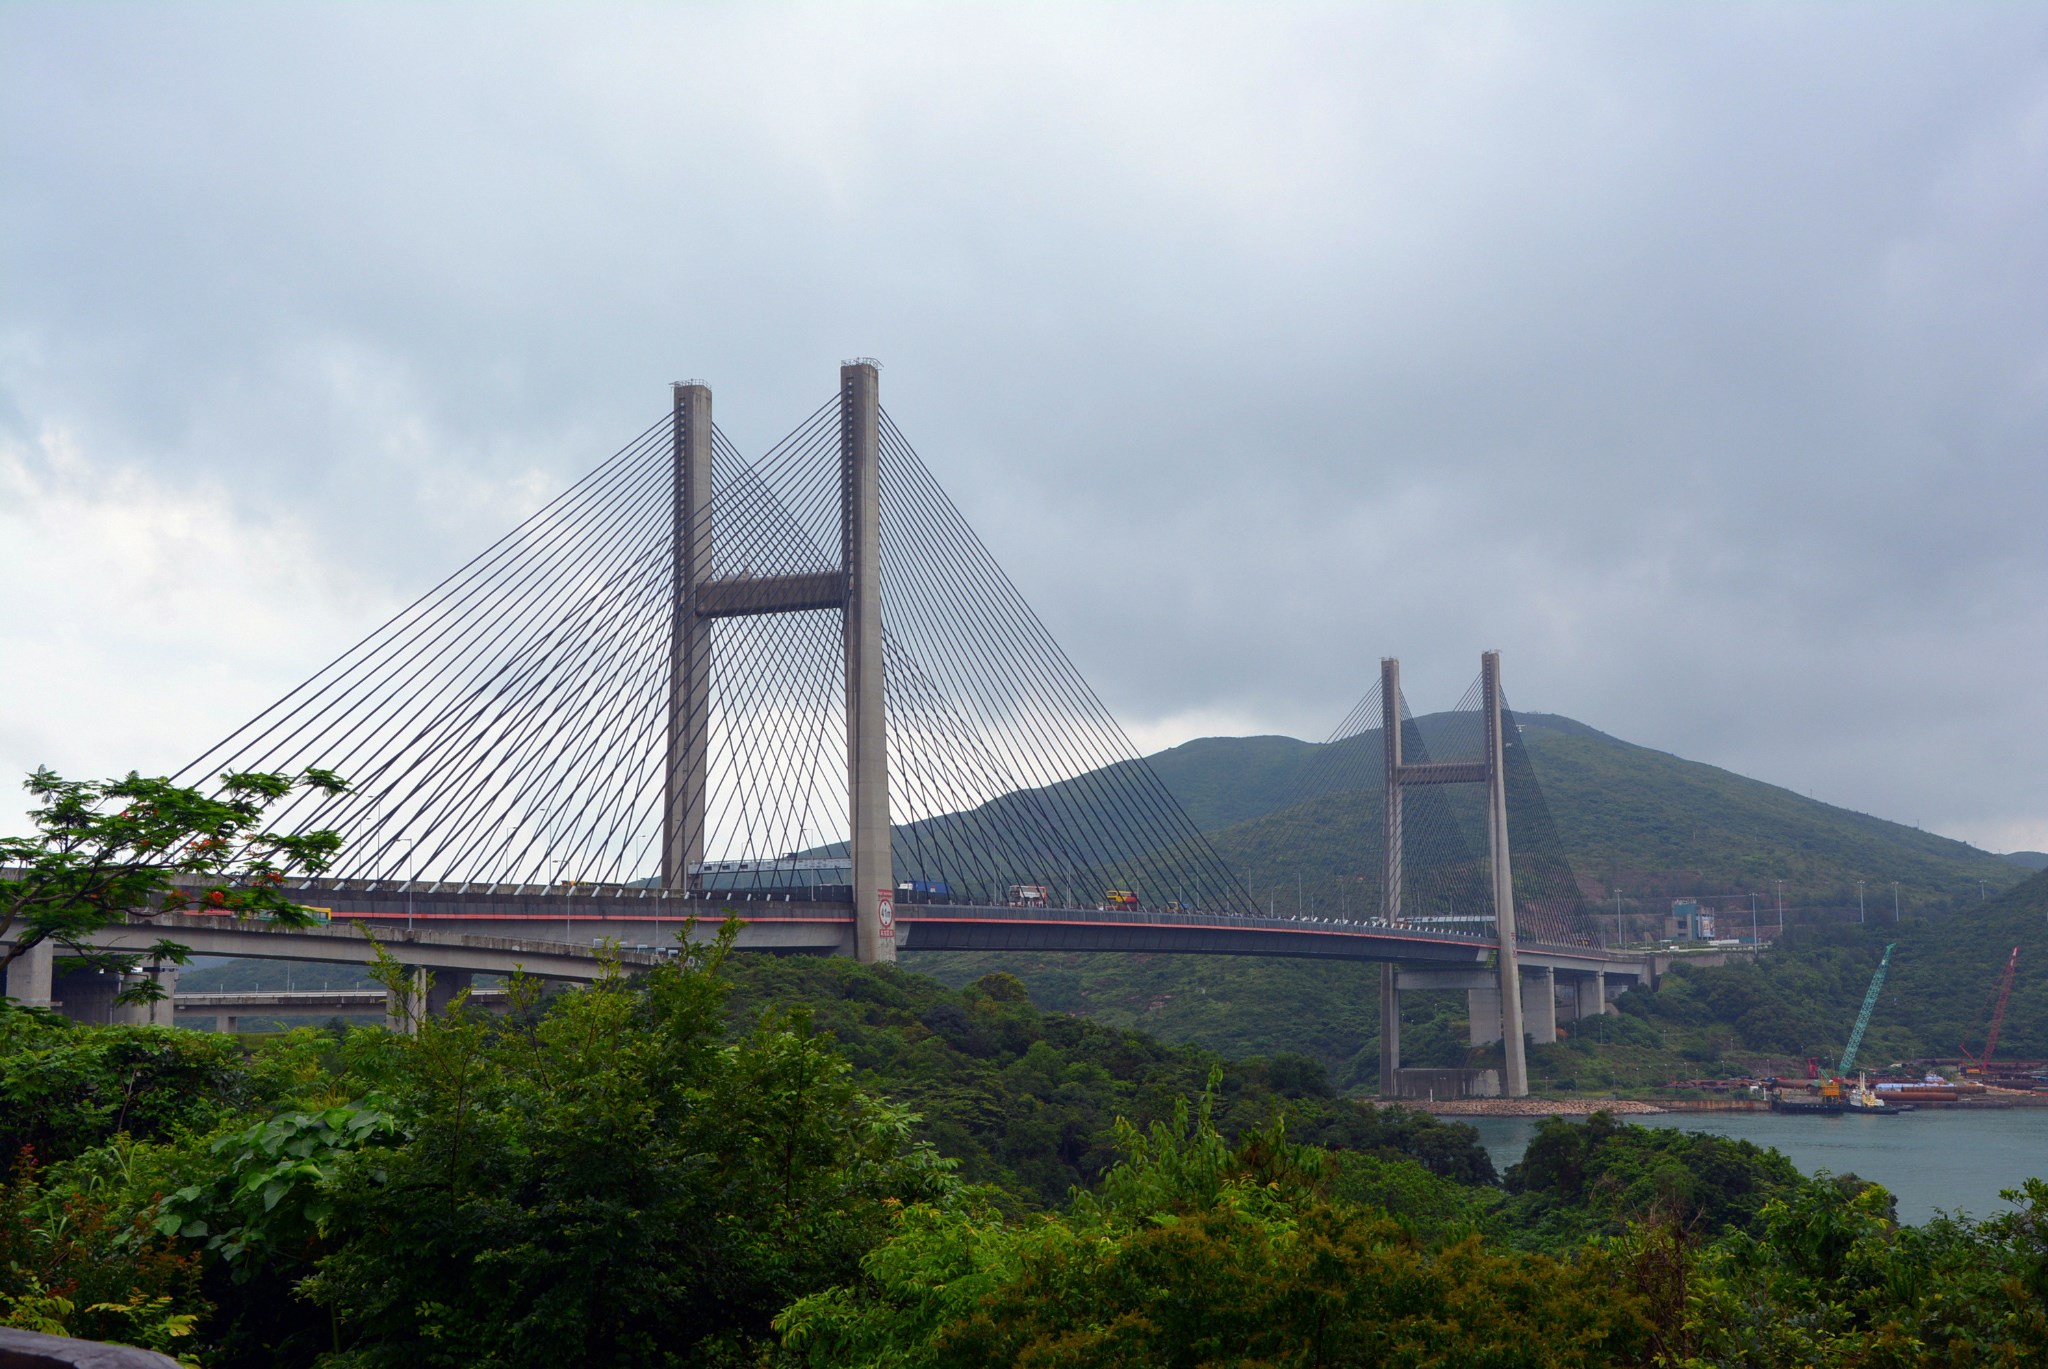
177,395,1253,915
875,413,1253,914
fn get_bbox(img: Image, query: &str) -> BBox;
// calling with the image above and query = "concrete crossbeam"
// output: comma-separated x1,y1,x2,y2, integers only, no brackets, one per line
1396,761,1489,786
694,571,848,618
1396,969,1500,992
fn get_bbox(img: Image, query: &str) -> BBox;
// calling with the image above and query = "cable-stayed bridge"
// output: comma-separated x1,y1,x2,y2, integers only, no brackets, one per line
17,364,1671,1096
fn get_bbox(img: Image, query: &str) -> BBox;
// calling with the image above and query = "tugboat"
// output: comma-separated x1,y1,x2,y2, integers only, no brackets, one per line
1844,1072,1906,1115
1768,1075,1845,1114
1767,1072,1907,1115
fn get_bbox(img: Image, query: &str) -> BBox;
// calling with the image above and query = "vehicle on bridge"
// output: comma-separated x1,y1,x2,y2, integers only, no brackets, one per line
1102,890,1139,911
894,879,954,904
184,900,332,925
690,857,851,897
1006,884,1049,908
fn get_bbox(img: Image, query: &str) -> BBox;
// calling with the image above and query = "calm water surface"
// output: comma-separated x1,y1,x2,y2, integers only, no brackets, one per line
1463,1108,2048,1225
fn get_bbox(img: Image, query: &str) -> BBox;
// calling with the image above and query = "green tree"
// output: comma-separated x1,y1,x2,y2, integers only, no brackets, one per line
778,1084,1651,1368
1,767,348,1003
300,927,957,1369
0,1010,265,1161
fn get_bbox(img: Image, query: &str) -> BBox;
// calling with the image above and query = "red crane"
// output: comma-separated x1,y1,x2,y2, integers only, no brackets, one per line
1962,946,2021,1074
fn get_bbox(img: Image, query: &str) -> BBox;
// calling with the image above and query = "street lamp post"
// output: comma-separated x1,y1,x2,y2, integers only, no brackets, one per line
1857,880,1865,925
1892,882,1900,922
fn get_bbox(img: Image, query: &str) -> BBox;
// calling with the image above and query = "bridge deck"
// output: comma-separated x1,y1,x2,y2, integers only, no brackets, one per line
123,885,1645,978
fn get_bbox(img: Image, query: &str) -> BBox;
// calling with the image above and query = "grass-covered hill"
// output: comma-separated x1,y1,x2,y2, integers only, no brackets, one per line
910,713,2034,1086
1155,713,2027,911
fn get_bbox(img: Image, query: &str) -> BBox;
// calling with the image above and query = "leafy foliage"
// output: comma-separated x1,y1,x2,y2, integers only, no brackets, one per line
10,926,2048,1368
157,1103,403,1278
0,1147,207,1362
1,766,348,1001
0,1013,265,1162
298,931,958,1369
721,956,1496,1206
777,1089,1653,1369
1501,1111,1809,1248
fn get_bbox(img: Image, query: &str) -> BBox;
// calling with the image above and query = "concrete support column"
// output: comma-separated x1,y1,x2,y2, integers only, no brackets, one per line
1378,962,1401,1096
385,966,427,1035
424,968,473,1019
3,939,54,1009
220,1014,240,1034
841,361,894,963
1483,651,1529,1097
664,382,714,890
115,965,177,1027
1524,966,1557,1045
1467,985,1503,1045
53,967,119,1025
1571,971,1607,1020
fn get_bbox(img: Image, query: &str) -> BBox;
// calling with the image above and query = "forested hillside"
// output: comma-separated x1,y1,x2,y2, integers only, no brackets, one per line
1152,713,2026,911
1600,867,2048,1075
910,712,2032,1080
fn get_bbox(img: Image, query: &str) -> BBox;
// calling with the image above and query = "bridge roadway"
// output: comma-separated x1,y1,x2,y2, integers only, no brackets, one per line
80,882,1654,985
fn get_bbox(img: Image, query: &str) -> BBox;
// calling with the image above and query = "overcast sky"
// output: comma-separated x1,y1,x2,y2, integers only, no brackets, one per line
4,3,2046,854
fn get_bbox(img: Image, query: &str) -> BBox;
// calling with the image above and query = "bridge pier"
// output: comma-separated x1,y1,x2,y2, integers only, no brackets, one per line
1467,985,1503,1046
384,968,422,1034
384,965,475,1034
1570,970,1612,1020
425,968,473,1018
1524,966,1557,1046
117,966,178,1027
1378,963,1400,1088
2,939,53,1009
52,966,117,1023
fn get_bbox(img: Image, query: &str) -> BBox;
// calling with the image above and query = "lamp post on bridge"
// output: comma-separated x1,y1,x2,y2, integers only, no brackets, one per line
1857,880,1865,925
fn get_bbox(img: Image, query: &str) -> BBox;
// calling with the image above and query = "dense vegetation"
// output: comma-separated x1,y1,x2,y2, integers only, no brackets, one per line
1576,867,2048,1076
1152,715,2030,908
7,936,2048,1367
911,718,2037,1084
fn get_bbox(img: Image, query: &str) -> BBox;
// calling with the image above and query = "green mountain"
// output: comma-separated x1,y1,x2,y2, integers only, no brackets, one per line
908,711,2033,1087
1159,712,2024,912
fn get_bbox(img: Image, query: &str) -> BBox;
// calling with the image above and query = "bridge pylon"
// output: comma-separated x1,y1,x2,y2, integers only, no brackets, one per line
1377,650,1529,1098
662,364,895,962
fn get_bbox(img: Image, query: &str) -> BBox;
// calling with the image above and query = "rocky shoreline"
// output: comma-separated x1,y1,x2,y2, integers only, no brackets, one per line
1394,1097,1671,1117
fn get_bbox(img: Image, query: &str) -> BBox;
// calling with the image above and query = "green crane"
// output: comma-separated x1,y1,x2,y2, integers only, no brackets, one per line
1838,942,1896,1076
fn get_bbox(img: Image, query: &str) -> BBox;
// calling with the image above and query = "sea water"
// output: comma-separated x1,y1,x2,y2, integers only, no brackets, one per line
1462,1108,2048,1225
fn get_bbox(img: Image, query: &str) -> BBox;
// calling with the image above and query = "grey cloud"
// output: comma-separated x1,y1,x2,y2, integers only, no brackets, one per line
2,3,2046,850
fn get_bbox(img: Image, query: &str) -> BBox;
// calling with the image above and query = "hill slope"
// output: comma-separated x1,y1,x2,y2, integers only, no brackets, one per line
909,712,2030,1083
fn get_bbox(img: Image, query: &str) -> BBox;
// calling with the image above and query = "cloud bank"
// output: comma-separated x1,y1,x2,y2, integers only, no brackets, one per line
3,4,2045,852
